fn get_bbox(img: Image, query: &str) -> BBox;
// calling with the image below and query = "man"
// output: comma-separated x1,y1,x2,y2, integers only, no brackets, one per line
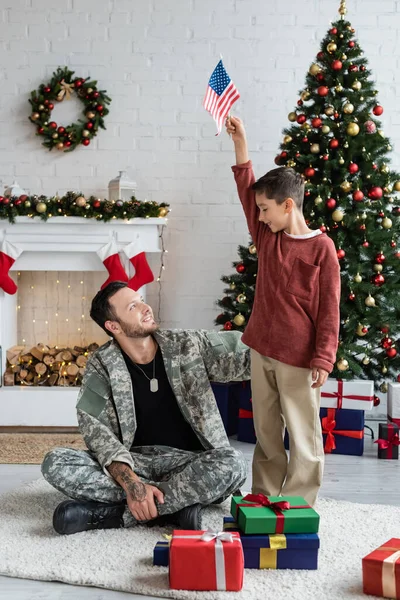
42,281,249,535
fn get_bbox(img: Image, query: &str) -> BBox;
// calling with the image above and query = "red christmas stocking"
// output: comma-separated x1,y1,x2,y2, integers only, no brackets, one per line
0,239,22,295
123,236,154,291
97,239,128,290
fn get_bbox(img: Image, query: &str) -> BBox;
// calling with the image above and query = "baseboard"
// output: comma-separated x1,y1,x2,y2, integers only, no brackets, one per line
0,426,80,434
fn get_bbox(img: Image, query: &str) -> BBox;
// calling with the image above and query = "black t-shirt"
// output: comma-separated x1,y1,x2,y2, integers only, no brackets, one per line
122,346,203,451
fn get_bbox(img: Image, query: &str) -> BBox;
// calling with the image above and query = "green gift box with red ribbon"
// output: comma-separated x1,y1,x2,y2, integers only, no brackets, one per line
230,494,320,535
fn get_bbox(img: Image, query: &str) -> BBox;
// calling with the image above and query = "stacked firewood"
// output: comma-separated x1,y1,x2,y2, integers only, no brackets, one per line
3,343,99,386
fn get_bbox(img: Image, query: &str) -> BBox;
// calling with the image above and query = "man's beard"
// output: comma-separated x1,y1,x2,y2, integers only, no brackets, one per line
118,318,159,339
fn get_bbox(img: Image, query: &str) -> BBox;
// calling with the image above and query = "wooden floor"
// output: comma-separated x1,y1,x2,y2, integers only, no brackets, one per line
1,429,399,600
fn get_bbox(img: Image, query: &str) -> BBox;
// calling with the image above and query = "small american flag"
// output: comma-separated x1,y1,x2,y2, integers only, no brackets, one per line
203,59,240,136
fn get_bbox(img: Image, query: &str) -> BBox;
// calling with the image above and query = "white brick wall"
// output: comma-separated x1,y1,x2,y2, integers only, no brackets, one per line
1,0,400,330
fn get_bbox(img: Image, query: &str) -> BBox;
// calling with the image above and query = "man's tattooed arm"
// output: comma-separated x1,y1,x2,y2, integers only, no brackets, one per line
108,462,146,501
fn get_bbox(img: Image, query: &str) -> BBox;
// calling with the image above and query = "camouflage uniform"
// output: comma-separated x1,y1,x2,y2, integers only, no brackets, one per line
42,330,250,526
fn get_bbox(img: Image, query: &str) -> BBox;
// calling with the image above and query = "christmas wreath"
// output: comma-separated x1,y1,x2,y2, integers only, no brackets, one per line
29,66,111,152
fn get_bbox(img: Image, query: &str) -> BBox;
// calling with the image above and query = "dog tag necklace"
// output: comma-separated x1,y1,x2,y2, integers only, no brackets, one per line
132,356,158,393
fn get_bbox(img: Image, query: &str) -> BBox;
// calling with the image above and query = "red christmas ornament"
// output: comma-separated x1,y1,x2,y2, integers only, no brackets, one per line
49,122,57,129
297,100,303,106
57,127,65,134
316,73,325,82
365,120,377,134
348,41,355,48
359,224,366,231
93,91,100,99
391,241,396,248
44,100,50,106
330,27,338,34
387,348,397,359
304,167,315,177
362,327,368,334
82,139,90,146
302,137,309,143
362,241,369,247
373,105,384,116
368,186,383,200
332,60,343,71
14,199,22,206
48,103,54,110
236,263,246,274
329,138,339,149
44,86,51,93
0,196,4,203
326,198,337,210
311,117,322,128
395,251,400,259
318,86,329,97
349,64,358,72
37,127,44,134
317,51,325,60
295,152,300,158
337,249,346,259
372,273,385,287
86,122,94,130
64,141,71,147
18,195,28,202
93,200,101,208
382,337,393,349
305,191,311,196
373,396,381,407
297,114,306,124
280,151,288,159
323,154,329,161
353,190,364,202
375,252,386,264
372,163,378,170
348,162,359,174
96,105,104,112
320,225,327,233
381,326,390,334
348,292,356,301
3,197,10,205
378,211,385,218
74,79,84,88
334,112,339,119
224,321,233,331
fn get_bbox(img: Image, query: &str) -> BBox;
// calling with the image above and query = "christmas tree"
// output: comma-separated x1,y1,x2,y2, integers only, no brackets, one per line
215,0,400,391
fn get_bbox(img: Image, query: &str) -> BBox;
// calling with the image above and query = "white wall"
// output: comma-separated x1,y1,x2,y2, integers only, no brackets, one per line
1,0,399,329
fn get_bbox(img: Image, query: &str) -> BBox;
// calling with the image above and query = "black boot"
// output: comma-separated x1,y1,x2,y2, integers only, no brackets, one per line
53,500,125,535
146,503,204,530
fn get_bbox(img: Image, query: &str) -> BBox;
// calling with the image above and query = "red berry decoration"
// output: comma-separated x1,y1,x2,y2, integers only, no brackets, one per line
353,190,364,202
368,186,383,200
337,249,346,259
372,274,385,287
318,86,329,97
373,396,381,407
375,252,386,264
332,60,343,70
311,117,322,128
348,41,355,48
329,138,339,149
387,348,397,359
326,198,337,210
224,321,233,331
373,105,383,116
304,167,315,177
49,122,57,129
297,114,306,124
82,139,90,146
348,162,359,174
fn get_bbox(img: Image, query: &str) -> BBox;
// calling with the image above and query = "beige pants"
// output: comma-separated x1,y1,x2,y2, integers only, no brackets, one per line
250,350,324,506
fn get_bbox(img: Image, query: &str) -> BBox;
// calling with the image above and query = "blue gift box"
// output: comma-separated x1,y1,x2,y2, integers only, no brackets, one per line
223,517,319,570
285,408,365,456
153,540,169,566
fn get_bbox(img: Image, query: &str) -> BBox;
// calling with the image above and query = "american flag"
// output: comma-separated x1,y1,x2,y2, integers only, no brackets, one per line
203,59,240,135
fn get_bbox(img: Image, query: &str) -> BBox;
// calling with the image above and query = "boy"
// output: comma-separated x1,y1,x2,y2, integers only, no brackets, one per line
226,116,340,505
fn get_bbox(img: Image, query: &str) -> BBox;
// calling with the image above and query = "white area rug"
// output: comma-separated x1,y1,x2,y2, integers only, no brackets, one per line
0,479,398,599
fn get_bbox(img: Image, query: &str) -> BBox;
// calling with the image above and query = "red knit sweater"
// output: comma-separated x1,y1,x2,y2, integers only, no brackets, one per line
233,161,341,373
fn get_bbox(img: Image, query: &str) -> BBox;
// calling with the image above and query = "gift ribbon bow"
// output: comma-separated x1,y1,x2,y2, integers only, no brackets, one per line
57,79,75,101
321,408,363,453
173,529,239,591
375,425,400,459
321,379,373,409
380,548,400,598
236,493,310,534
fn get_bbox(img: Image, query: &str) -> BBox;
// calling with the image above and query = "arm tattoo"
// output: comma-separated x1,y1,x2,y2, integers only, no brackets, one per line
108,462,146,501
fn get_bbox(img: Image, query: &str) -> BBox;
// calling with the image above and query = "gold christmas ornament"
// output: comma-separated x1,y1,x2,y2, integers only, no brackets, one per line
233,313,246,327
87,88,93,94
373,264,383,273
327,42,337,53
365,294,376,307
347,122,360,136
356,323,368,337
382,217,393,229
382,366,388,374
381,382,388,394
339,0,347,15
393,181,400,191
332,209,344,222
86,111,96,119
343,103,354,114
362,356,370,365
38,104,45,111
56,142,64,150
300,90,311,101
31,112,40,120
380,164,389,174
310,143,320,154
36,202,47,213
314,196,323,205
339,157,345,165
378,129,385,137
301,123,311,131
25,201,31,208
352,80,362,91
342,54,347,60
52,133,59,139
309,63,321,76
158,207,169,217
335,84,343,93
340,181,352,193
336,358,349,371
283,135,292,144
237,294,246,304
288,112,297,122
229,283,236,290
287,160,296,168
82,129,90,138
354,273,362,283
361,212,367,219
322,125,330,134
325,105,335,116
249,244,257,255
76,196,86,207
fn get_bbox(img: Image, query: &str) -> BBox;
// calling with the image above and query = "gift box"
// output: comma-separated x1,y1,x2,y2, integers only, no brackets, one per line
388,383,400,427
363,538,400,599
321,378,374,410
230,494,319,535
321,408,364,456
236,380,252,411
211,382,240,436
153,540,170,566
223,517,319,570
169,529,244,591
376,423,400,459
237,407,257,444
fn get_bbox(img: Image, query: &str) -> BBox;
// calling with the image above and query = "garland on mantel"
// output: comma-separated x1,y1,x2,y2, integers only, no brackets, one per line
0,192,169,224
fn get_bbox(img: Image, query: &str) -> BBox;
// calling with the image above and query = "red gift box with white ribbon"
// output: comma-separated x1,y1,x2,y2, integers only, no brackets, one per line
363,538,400,599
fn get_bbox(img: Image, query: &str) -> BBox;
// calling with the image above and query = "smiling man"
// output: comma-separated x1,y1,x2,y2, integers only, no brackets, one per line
41,281,249,535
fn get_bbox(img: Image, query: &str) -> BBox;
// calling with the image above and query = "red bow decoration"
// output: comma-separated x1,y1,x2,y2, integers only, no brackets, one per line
376,435,400,450
236,493,310,534
321,408,363,454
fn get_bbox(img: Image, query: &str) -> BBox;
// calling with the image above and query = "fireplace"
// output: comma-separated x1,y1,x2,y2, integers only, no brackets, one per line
0,216,165,427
